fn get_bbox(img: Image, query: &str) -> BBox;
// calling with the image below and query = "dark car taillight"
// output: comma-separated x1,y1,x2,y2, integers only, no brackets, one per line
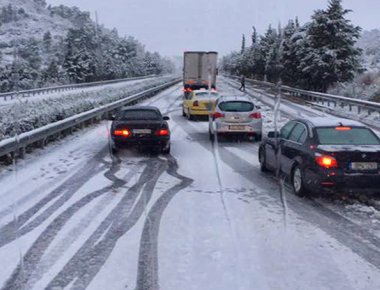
315,153,338,169
114,129,131,137
155,129,170,136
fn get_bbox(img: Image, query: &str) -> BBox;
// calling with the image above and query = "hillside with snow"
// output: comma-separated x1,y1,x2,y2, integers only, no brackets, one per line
357,29,380,71
0,0,77,65
0,0,173,93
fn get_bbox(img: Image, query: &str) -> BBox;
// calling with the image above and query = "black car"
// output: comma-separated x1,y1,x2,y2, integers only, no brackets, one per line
110,106,171,154
258,117,380,196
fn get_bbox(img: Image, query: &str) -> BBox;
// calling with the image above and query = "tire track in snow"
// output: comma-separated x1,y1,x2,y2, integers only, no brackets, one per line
134,155,193,290
1,149,127,290
0,146,108,249
23,162,144,290
44,157,168,290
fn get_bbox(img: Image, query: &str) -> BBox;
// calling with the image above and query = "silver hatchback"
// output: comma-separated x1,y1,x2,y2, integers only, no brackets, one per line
209,95,263,141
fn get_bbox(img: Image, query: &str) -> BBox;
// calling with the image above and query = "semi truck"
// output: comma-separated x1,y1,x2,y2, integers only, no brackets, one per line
183,51,218,93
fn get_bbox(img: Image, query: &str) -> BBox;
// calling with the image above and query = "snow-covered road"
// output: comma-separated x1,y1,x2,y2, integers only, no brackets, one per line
0,82,379,290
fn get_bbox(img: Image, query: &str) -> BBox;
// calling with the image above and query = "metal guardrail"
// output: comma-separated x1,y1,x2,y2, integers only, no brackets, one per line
0,75,157,101
0,78,181,159
228,75,380,116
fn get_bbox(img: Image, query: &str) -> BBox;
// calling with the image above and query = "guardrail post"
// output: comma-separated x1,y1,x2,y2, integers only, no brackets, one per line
349,104,352,111
340,102,344,108
358,106,361,114
19,147,26,159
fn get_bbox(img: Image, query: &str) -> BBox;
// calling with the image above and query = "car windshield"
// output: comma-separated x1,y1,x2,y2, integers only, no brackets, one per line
3,1,380,290
194,92,219,99
120,110,161,120
218,101,254,112
316,127,380,145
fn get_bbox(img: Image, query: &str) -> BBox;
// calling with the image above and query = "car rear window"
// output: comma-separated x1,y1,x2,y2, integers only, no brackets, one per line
194,92,219,99
120,110,161,120
218,101,254,112
316,127,380,145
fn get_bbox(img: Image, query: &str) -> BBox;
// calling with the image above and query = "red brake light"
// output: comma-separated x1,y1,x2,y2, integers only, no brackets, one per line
315,154,338,168
213,112,224,119
335,126,351,131
183,88,193,93
193,100,199,107
249,112,262,119
156,129,169,136
114,129,131,137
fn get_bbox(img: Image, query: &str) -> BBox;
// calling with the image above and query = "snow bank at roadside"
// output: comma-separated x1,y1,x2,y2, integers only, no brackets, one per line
0,76,176,141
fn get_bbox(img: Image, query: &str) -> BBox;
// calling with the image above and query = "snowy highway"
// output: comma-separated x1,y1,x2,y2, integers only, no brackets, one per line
0,82,380,290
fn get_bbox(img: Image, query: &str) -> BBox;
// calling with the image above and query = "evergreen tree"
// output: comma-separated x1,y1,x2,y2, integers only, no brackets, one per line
299,0,362,91
241,34,246,54
251,26,257,47
43,31,52,53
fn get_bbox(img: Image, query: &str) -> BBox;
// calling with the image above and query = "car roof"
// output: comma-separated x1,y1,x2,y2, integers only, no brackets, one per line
121,105,161,112
193,89,219,94
296,117,365,128
217,95,252,102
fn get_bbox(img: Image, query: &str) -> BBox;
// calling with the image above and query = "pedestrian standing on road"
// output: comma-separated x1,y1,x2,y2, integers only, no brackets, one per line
239,75,246,92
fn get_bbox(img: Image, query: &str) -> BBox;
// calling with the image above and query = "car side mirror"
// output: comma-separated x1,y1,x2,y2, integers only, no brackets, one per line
163,116,170,121
267,131,279,138
108,115,116,121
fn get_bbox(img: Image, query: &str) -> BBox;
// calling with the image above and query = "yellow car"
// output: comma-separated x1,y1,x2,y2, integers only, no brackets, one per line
182,90,220,120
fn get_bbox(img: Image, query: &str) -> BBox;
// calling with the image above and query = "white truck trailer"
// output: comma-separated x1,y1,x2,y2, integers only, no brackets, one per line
183,51,218,92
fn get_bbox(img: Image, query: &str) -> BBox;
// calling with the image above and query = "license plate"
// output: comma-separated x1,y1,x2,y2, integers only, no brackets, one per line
350,162,378,170
132,129,151,134
229,125,245,130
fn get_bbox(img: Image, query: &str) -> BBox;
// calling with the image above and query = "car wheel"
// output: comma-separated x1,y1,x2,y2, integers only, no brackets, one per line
182,108,186,117
259,148,269,172
255,134,262,142
111,146,119,155
162,144,171,154
209,130,215,142
291,165,308,197
188,113,194,121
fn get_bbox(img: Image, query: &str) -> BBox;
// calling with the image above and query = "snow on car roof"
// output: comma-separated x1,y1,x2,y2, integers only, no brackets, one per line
300,117,364,127
218,95,253,102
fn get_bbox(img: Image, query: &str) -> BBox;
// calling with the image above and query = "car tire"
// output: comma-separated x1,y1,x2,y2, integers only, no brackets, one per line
188,114,194,121
255,134,262,142
162,144,171,154
209,130,215,142
182,108,186,117
111,146,119,155
259,148,269,172
291,165,308,197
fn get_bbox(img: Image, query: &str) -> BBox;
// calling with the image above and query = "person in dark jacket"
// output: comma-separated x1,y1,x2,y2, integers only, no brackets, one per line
239,75,245,92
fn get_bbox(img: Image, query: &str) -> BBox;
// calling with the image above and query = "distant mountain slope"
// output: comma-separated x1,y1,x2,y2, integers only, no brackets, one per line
0,0,173,93
0,0,79,65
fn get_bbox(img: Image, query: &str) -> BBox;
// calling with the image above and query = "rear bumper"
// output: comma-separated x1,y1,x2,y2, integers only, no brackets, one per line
188,108,212,116
305,168,380,194
112,136,170,148
213,121,262,134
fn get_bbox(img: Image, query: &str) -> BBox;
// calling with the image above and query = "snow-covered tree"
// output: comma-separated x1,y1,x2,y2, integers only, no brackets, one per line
299,0,362,91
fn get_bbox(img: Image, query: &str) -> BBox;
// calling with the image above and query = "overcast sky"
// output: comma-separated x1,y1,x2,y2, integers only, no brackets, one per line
47,0,380,57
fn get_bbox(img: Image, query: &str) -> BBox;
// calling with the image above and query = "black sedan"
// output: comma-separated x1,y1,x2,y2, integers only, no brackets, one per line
258,117,380,196
110,106,171,154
